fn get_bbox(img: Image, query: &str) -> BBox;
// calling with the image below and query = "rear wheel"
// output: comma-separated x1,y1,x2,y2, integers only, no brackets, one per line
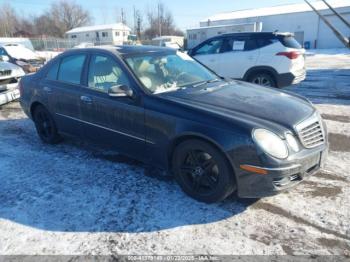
33,105,62,144
172,139,236,203
248,72,276,87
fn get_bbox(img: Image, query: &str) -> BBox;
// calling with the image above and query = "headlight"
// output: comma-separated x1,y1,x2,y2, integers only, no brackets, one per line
285,133,300,152
253,129,288,159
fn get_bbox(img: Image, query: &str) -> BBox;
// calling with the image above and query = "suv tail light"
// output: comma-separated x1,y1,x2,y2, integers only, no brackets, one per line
276,51,300,60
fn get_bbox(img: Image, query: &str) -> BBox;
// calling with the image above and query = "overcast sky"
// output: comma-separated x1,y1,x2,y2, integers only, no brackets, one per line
3,0,319,30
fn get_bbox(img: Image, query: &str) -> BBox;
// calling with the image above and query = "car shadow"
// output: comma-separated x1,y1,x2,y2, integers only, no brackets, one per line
0,118,258,233
284,69,350,106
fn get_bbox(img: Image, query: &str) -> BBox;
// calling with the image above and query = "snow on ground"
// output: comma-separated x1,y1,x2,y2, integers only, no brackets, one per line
0,52,349,256
305,49,350,70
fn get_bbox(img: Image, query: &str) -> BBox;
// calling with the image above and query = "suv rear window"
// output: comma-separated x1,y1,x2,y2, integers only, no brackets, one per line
277,36,302,49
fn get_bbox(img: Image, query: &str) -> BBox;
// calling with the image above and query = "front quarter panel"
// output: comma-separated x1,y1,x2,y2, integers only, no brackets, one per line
143,95,257,172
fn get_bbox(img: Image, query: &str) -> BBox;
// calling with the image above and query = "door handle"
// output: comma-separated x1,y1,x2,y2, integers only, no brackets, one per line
80,95,93,104
43,86,52,93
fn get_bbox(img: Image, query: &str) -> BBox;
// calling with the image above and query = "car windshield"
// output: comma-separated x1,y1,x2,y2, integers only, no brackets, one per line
125,51,218,94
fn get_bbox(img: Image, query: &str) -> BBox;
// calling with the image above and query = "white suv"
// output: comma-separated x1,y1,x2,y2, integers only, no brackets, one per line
188,32,306,88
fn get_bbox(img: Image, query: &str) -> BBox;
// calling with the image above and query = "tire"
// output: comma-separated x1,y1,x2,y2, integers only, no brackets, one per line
248,72,277,87
172,139,236,203
33,105,62,144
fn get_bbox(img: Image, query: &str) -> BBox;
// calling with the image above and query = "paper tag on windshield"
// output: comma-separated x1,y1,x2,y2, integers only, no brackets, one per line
232,41,245,51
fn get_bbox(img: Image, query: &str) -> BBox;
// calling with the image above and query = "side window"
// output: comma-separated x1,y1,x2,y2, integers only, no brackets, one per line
256,38,277,49
46,60,59,80
221,37,259,53
58,54,86,85
88,55,130,93
194,39,223,55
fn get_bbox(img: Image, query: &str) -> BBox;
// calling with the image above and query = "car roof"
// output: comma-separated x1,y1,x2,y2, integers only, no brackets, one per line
62,45,176,57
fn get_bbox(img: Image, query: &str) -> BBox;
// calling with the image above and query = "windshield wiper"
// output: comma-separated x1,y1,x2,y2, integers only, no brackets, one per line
192,78,221,88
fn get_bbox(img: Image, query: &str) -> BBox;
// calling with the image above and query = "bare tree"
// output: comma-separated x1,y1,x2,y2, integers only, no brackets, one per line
144,2,183,40
0,3,18,37
34,0,91,38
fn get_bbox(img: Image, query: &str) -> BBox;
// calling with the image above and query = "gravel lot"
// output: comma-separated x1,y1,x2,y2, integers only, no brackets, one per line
0,51,349,256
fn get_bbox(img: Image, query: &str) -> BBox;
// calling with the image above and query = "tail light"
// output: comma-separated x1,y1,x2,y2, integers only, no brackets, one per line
276,51,300,60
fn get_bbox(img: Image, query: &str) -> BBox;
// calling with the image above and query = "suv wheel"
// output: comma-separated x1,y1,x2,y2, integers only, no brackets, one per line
33,105,62,144
249,73,276,87
172,139,236,203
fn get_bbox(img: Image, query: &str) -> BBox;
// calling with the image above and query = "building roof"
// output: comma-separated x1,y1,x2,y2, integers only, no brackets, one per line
66,23,131,34
187,22,257,31
201,0,350,23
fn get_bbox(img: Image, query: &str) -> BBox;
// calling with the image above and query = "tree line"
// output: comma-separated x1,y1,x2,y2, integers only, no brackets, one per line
0,1,184,40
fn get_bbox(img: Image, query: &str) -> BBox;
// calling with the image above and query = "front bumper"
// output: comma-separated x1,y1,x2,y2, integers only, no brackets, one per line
0,86,20,106
236,145,328,198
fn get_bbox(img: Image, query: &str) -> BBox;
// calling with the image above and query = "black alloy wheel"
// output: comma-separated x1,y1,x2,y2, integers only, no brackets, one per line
173,139,236,203
33,105,61,144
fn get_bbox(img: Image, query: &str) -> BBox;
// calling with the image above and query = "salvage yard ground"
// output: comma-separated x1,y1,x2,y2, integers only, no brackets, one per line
0,50,349,255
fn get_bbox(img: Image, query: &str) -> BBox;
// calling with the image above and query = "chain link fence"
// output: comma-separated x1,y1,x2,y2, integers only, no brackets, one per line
30,38,78,51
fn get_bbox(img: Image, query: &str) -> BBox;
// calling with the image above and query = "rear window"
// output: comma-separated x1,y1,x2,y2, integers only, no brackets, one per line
57,55,86,85
46,61,59,80
278,36,302,49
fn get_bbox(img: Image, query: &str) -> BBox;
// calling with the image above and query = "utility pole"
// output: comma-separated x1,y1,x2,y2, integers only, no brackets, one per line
304,0,349,48
121,8,126,25
158,3,162,37
133,6,136,34
321,0,350,29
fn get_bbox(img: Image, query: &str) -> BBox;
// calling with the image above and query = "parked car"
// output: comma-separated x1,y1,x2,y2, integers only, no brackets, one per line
0,61,25,106
188,32,306,88
0,43,45,73
20,46,327,203
74,42,95,49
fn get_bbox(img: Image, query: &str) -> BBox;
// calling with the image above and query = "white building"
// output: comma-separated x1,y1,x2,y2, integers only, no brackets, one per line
187,0,350,49
66,23,131,45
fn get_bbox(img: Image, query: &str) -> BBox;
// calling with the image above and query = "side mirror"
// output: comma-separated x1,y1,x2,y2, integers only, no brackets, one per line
0,55,10,62
108,85,133,98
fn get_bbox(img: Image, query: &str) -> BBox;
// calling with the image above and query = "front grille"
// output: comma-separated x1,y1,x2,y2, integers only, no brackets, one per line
0,70,11,76
296,114,325,149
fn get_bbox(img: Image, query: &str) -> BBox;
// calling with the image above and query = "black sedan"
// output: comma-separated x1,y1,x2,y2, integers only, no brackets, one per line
19,46,328,203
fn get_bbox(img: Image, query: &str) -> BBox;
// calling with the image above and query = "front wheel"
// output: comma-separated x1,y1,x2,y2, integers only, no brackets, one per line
248,73,276,87
33,105,62,144
172,139,236,203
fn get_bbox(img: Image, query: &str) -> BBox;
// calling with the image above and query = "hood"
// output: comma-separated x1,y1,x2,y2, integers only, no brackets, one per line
4,45,41,61
0,61,22,71
161,81,315,131
0,61,25,79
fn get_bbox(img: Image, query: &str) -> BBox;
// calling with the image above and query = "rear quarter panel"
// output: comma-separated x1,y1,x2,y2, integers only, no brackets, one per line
20,72,48,119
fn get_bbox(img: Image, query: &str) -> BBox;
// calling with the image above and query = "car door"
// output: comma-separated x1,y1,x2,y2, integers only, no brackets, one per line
41,53,87,137
80,52,146,160
192,38,223,74
218,36,260,79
